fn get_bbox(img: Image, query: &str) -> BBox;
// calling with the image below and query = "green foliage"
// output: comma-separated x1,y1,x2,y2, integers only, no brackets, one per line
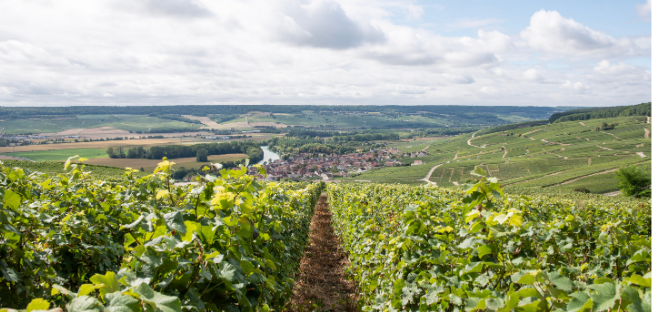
0,158,324,311
114,141,264,164
195,148,208,162
549,102,651,123
328,167,651,311
616,165,651,198
0,160,147,181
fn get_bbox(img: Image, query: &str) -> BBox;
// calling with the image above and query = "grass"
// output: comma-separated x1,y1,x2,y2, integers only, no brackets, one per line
2,148,108,161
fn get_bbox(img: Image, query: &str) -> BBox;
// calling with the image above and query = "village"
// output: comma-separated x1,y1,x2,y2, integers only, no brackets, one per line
259,147,428,181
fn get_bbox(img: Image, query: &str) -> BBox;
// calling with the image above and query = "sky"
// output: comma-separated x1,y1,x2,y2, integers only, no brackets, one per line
0,0,649,107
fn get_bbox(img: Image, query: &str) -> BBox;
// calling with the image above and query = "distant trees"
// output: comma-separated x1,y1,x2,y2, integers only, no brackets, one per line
616,165,651,198
196,148,208,162
107,146,126,158
550,102,650,123
106,141,264,163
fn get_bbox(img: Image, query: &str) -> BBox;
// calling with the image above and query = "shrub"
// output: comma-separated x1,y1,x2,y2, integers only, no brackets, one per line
572,187,591,193
616,165,651,198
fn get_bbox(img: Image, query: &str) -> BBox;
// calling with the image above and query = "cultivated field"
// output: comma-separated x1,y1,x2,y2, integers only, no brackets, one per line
84,153,248,171
2,148,108,161
0,138,209,153
0,114,205,135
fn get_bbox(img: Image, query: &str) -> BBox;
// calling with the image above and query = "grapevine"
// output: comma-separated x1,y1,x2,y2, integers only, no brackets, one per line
328,167,651,311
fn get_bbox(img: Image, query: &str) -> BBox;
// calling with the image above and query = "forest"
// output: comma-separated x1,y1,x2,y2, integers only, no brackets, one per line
548,102,650,123
107,141,264,164
0,104,560,120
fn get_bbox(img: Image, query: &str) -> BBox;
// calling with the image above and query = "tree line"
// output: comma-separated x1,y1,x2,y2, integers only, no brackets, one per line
0,105,560,120
548,102,650,123
106,141,264,163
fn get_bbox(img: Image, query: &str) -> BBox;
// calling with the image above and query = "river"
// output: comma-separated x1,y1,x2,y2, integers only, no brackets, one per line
257,146,280,165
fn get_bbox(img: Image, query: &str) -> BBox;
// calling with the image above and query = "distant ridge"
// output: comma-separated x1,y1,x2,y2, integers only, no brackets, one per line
548,102,650,123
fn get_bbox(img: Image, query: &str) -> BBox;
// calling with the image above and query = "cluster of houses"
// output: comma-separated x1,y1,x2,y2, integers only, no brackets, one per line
0,134,49,141
254,147,427,181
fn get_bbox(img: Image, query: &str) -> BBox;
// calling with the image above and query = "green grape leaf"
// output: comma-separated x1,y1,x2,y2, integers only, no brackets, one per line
26,298,50,312
625,274,651,288
67,296,104,312
105,293,140,312
548,272,573,291
77,284,101,297
89,271,120,299
3,189,21,209
132,283,182,312
587,283,619,312
476,245,493,258
567,291,593,312
163,212,186,234
485,298,504,310
182,221,200,242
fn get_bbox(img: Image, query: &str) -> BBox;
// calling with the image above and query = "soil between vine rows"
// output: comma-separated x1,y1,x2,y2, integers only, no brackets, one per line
286,193,359,311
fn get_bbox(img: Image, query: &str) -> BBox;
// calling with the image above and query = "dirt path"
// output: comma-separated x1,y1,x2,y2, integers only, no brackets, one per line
467,132,481,147
554,168,620,186
421,151,458,185
502,146,508,158
599,131,620,139
603,191,622,196
637,152,647,158
579,122,587,126
422,145,430,152
182,115,221,129
287,193,357,311
421,163,442,186
644,127,650,139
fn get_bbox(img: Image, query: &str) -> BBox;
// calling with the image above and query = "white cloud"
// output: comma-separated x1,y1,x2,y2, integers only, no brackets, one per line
449,18,505,30
480,86,497,94
637,0,651,22
144,0,212,17
521,10,648,58
406,4,424,20
593,60,638,75
561,80,587,91
523,69,542,81
0,1,647,107
277,0,385,49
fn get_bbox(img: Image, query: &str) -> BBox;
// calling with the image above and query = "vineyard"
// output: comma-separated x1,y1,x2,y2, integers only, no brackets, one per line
0,158,324,311
329,168,651,311
1,158,650,311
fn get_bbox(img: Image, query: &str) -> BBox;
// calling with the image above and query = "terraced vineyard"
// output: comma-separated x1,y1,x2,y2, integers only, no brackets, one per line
329,169,651,311
350,116,650,193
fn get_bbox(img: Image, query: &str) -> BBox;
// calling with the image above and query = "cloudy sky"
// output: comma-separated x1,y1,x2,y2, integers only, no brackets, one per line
0,0,649,107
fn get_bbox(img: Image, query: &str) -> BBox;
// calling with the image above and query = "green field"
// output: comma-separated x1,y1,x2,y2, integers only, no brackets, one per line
233,112,526,129
2,148,108,161
0,114,204,134
343,116,651,194
0,160,146,181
